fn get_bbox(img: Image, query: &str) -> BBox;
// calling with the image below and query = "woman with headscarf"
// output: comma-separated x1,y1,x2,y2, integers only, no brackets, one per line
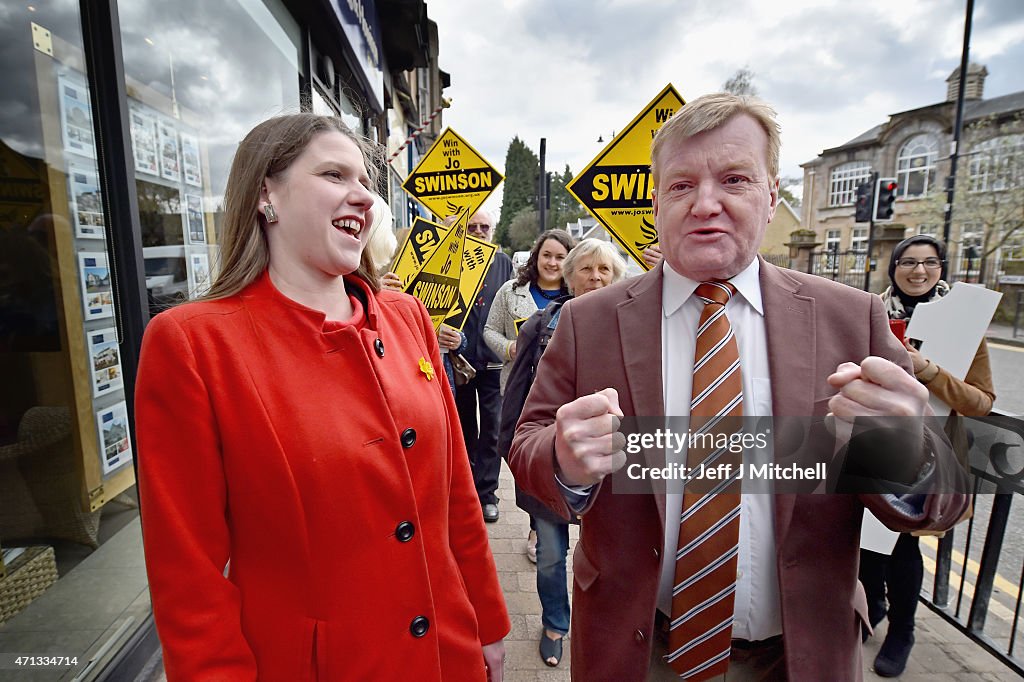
859,234,994,677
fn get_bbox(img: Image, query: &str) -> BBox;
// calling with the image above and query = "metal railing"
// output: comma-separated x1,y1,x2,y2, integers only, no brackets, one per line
807,247,868,290
920,409,1024,676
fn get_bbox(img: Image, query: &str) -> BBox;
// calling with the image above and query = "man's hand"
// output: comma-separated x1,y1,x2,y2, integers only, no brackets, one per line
827,356,929,421
642,244,663,269
437,324,461,351
508,340,518,360
827,357,931,487
554,388,626,486
482,640,505,682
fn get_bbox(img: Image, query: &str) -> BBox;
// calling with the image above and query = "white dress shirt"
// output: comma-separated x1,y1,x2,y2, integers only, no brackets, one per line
657,258,783,642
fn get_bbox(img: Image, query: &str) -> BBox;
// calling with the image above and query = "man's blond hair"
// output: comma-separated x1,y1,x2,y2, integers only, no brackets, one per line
650,92,781,184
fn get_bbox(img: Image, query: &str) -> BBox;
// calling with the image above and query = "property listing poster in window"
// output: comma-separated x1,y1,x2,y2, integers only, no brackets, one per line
185,193,206,244
68,162,105,239
188,250,211,297
158,118,180,182
78,252,113,321
180,132,202,187
129,105,159,176
87,327,124,399
96,401,133,475
57,73,96,159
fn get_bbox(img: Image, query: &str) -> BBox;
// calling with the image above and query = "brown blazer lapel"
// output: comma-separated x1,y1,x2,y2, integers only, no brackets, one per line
760,259,816,543
617,266,667,524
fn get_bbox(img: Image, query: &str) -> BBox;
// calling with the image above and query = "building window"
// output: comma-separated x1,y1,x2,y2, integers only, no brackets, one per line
966,134,1023,192
828,162,871,207
851,227,868,270
824,229,841,271
918,224,939,237
896,134,938,198
1003,233,1024,261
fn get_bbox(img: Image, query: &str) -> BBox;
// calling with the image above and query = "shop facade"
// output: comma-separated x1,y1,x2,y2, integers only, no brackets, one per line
0,0,444,677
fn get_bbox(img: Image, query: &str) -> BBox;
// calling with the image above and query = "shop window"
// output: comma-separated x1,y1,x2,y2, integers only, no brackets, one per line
828,161,871,207
0,0,303,672
116,0,301,318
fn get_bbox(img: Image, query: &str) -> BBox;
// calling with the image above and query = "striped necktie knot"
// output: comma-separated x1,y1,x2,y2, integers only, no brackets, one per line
695,281,736,308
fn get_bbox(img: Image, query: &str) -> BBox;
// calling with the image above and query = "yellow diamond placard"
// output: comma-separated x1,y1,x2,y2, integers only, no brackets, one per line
391,217,448,288
403,128,504,222
566,84,685,270
403,219,466,329
443,235,498,330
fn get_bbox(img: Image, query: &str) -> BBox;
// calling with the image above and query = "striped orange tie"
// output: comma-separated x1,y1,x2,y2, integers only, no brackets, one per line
667,281,743,680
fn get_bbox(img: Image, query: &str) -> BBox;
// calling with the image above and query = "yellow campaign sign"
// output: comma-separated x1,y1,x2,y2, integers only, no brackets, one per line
403,220,466,329
566,84,685,271
403,128,504,222
391,217,448,288
443,235,498,331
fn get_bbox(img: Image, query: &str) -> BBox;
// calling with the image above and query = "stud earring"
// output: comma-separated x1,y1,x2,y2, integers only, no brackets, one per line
264,203,278,223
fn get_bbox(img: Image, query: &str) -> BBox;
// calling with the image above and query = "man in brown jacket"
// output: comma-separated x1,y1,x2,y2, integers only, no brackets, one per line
508,93,968,681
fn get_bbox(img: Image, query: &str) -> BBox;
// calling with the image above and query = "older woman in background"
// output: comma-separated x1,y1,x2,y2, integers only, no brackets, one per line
498,238,626,667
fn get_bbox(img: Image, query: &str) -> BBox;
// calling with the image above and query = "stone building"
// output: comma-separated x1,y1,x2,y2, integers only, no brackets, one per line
800,64,1023,293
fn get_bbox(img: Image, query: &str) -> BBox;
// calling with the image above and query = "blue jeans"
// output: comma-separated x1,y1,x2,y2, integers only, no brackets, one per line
535,516,570,635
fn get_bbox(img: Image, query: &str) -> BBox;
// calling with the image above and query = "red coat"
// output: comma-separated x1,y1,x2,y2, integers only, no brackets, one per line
136,272,509,681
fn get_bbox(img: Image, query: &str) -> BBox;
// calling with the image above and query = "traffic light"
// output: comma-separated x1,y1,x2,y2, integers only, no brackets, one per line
854,181,873,223
874,178,898,222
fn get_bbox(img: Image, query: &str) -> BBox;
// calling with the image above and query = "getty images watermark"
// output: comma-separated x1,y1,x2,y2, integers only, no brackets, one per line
622,428,826,483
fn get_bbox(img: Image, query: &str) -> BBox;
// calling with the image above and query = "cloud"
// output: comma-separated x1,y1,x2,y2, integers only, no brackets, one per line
428,0,1023,220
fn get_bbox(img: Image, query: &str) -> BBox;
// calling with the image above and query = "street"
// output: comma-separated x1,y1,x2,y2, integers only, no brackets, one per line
989,342,1024,416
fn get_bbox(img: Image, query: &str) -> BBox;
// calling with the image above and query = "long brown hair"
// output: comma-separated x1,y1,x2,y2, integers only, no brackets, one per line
204,114,382,300
514,228,575,290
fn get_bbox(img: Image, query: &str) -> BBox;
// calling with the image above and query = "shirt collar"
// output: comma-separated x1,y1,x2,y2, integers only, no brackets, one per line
662,257,764,317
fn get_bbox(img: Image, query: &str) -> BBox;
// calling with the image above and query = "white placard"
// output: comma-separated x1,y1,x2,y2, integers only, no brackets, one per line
906,283,1002,416
861,512,901,555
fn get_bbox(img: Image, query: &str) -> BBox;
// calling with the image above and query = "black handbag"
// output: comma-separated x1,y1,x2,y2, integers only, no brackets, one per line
450,353,476,386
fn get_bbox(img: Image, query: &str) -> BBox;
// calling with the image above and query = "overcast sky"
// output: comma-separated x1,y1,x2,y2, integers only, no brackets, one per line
426,0,1024,215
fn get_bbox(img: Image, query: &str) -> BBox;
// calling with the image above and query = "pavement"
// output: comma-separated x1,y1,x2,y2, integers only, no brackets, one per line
488,461,1020,681
988,321,1024,349
138,459,1020,681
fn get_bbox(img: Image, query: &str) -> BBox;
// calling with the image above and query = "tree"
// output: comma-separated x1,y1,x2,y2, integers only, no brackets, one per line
723,67,757,97
927,115,1024,284
778,177,802,208
496,136,538,247
507,208,541,252
545,164,588,231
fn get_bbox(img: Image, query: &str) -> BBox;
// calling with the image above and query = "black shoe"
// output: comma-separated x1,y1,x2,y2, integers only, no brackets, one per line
874,630,914,677
540,632,564,667
482,503,499,523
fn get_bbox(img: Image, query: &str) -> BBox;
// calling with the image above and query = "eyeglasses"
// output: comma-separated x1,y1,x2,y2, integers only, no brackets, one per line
468,223,492,232
896,257,943,270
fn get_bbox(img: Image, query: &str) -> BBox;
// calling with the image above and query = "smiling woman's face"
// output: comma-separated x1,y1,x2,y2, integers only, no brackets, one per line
893,243,942,297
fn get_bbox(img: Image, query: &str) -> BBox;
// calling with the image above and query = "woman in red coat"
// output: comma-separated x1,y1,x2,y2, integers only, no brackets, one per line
135,114,510,681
